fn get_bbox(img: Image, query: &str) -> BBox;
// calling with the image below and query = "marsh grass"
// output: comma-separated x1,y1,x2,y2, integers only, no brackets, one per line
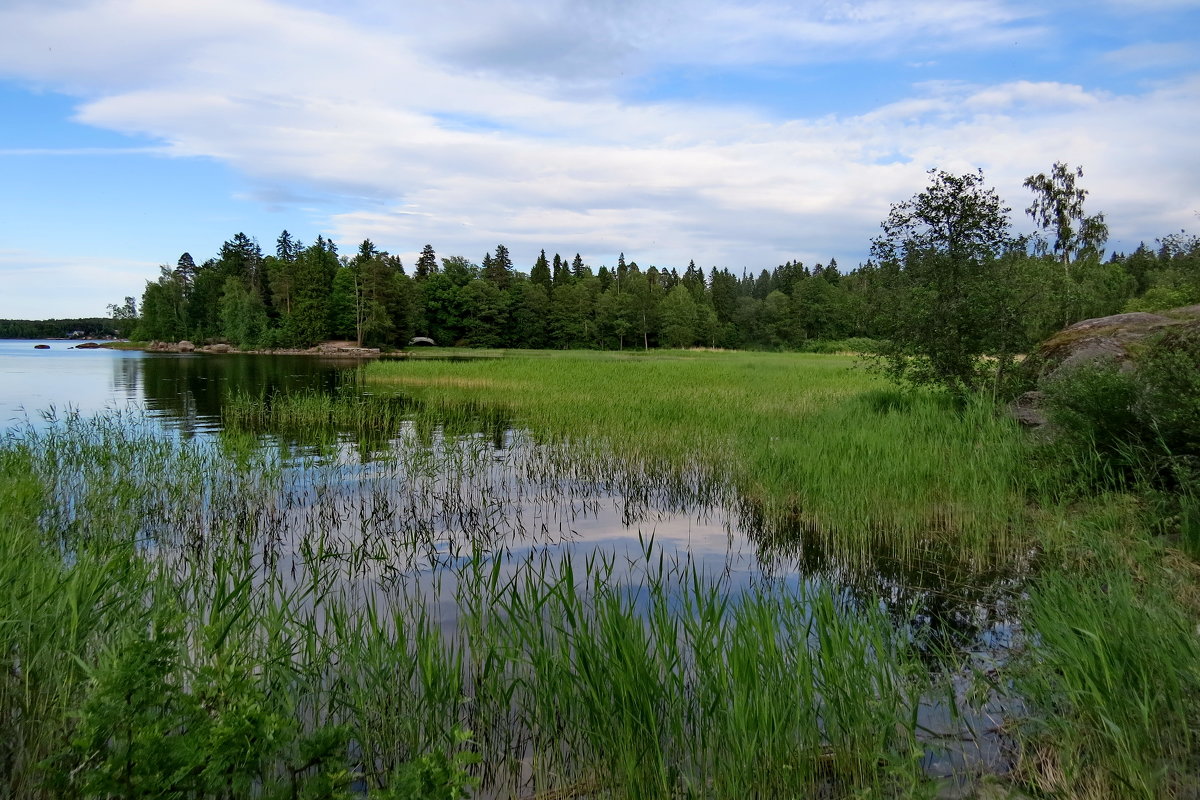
8,349,1198,797
0,414,936,798
367,350,1029,569
224,387,415,435
1014,561,1200,798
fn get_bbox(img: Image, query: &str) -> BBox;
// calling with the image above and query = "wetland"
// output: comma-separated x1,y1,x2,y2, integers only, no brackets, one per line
2,341,1197,799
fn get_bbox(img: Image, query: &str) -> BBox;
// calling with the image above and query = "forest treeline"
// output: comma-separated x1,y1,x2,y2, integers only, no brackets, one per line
100,162,1198,353
0,318,120,339
122,226,1199,353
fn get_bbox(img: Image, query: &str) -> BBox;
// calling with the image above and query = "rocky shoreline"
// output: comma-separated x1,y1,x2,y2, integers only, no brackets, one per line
139,340,383,357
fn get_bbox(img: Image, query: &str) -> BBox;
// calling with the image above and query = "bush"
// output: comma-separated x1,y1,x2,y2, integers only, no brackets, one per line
798,337,882,354
1137,322,1200,472
1042,321,1200,496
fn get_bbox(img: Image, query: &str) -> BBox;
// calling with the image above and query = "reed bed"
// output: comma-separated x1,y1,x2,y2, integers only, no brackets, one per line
7,350,1197,797
224,387,415,434
367,350,1029,569
0,414,939,798
1013,565,1200,799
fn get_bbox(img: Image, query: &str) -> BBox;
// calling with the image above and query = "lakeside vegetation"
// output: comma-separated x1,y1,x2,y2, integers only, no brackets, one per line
3,163,1198,798
1,344,1196,797
366,351,1028,569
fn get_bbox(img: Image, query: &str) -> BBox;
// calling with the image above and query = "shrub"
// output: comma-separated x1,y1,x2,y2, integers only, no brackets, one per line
1042,321,1200,499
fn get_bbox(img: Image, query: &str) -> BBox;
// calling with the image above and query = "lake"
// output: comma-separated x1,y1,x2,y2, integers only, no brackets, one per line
0,338,355,432
0,340,1015,790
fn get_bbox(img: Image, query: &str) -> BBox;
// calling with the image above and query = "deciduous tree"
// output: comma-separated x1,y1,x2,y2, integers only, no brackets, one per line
870,168,1022,396
1023,162,1108,272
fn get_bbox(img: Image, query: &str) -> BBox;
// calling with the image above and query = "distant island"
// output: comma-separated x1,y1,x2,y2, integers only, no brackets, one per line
0,318,122,340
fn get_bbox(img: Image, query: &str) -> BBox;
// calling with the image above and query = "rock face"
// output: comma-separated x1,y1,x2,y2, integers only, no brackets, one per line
1011,390,1048,428
309,342,381,356
1030,306,1199,381
1014,305,1200,429
142,340,381,356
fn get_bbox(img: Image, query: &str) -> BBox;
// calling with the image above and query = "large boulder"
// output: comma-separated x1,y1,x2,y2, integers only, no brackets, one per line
176,340,195,352
1029,310,1191,381
1014,307,1200,430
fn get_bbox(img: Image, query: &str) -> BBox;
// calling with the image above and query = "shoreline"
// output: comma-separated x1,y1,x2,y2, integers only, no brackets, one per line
107,340,386,357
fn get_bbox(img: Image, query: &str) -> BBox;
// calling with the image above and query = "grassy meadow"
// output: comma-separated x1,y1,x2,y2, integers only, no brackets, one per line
369,350,1030,567
2,348,1197,798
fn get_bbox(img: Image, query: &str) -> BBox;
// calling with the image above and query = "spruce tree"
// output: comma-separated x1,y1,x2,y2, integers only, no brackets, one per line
530,249,552,291
416,244,438,280
276,230,298,262
484,245,514,289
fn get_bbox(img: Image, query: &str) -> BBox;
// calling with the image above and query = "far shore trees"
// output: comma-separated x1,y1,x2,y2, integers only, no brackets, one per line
110,173,1196,356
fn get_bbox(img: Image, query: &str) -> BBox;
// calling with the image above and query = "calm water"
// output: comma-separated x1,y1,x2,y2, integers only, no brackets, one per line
0,339,762,575
0,337,1016,617
0,338,1015,774
0,339,356,433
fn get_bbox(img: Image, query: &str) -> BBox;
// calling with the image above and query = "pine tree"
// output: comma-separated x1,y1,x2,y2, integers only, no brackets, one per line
175,253,197,289
416,244,438,280
530,249,552,291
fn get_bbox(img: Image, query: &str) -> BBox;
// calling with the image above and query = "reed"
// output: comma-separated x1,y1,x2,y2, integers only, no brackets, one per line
367,350,1029,568
1014,560,1200,799
7,348,1198,797
1,411,938,798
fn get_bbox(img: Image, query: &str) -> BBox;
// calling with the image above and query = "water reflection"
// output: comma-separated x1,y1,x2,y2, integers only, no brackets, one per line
136,352,359,434
0,339,361,433
6,344,1025,782
2,341,1022,646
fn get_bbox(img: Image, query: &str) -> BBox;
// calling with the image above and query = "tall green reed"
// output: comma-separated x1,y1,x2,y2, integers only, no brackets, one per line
3,410,941,798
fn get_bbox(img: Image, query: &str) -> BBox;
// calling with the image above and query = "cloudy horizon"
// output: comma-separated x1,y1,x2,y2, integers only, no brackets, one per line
2,0,1198,318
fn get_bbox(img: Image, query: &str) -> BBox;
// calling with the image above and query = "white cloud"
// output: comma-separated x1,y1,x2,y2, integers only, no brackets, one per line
1103,41,1198,71
0,0,1196,286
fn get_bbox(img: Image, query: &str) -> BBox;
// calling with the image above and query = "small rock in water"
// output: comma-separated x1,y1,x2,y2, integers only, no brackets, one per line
34,344,50,349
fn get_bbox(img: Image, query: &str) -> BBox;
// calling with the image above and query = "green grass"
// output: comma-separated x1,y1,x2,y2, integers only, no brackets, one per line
1013,547,1200,798
5,350,1200,797
367,349,1029,568
223,387,415,433
0,414,934,798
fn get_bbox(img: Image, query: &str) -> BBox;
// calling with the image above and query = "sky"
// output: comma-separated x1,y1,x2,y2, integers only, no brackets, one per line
1,0,1199,319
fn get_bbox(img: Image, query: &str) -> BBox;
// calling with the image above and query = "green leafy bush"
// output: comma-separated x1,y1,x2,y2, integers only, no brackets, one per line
1042,358,1142,482
1041,322,1200,532
799,337,882,354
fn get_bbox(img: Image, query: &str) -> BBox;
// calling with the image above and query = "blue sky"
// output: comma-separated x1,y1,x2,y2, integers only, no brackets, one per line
2,0,1199,319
